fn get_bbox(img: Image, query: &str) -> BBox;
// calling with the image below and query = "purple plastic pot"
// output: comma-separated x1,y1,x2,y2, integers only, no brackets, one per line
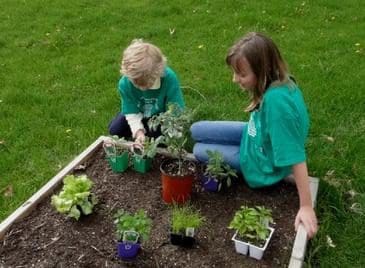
117,241,140,260
201,175,220,192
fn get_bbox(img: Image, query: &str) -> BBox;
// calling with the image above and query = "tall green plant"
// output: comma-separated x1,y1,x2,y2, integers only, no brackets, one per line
148,104,194,175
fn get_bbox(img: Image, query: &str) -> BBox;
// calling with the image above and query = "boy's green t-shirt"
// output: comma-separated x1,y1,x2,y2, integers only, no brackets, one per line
118,67,185,117
240,82,309,188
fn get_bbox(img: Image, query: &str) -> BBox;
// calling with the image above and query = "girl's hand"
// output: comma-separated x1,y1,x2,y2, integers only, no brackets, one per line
295,205,318,239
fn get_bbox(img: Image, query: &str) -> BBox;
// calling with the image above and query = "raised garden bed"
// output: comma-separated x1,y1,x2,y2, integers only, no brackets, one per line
0,137,318,267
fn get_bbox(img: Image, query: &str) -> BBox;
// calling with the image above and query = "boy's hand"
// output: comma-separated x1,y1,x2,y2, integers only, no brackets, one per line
295,205,318,239
134,129,146,145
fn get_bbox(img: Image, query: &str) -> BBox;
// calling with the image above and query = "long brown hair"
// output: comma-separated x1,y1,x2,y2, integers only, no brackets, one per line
226,32,288,112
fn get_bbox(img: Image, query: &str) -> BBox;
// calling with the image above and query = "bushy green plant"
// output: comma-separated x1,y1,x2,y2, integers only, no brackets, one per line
114,209,152,242
51,175,98,220
228,206,273,242
204,150,238,187
171,205,205,234
132,136,162,159
148,103,194,175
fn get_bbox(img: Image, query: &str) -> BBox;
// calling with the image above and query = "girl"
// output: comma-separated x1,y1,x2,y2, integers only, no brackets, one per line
108,39,185,145
191,32,318,238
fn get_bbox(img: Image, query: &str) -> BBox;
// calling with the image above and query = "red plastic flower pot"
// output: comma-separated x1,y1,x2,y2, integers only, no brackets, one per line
160,159,195,204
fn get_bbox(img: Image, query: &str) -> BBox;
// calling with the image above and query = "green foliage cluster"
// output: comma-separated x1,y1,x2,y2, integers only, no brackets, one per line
133,136,162,159
229,206,273,242
51,175,97,220
205,150,238,187
171,205,205,234
149,104,194,175
114,209,152,242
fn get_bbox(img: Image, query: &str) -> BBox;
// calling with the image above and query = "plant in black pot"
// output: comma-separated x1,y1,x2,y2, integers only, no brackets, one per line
170,204,204,247
114,209,152,260
103,136,129,173
131,136,162,173
202,150,238,192
229,206,274,260
149,104,196,204
51,175,98,220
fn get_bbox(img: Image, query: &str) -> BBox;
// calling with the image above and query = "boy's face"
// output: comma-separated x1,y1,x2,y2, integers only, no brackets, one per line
232,57,257,92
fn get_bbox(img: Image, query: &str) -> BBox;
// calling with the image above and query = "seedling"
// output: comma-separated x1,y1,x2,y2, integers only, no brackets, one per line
229,206,273,244
114,209,152,243
51,175,97,220
204,150,238,191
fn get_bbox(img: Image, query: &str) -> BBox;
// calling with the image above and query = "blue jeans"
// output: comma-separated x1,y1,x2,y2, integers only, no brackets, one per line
190,121,246,173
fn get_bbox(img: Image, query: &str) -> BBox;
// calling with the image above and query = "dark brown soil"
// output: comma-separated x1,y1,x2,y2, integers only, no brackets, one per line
0,148,299,267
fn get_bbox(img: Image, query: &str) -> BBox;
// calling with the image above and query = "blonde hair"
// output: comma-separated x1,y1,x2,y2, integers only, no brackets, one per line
121,39,167,86
226,32,289,112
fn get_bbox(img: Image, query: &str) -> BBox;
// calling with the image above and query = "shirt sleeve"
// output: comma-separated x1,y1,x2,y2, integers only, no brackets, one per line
266,95,306,167
125,113,145,138
165,69,185,108
118,77,140,114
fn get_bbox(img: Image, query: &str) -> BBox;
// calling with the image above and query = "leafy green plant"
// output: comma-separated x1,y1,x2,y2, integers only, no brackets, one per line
132,136,162,159
148,103,194,175
228,206,273,243
51,175,97,220
114,209,152,242
171,205,205,234
204,150,238,188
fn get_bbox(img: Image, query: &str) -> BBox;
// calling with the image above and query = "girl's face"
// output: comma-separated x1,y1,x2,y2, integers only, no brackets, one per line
232,57,257,91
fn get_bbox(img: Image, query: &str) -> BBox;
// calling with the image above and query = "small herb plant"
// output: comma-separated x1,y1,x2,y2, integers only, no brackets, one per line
171,205,205,234
114,209,152,243
228,206,273,243
132,136,162,159
204,150,238,188
148,103,194,175
51,175,97,220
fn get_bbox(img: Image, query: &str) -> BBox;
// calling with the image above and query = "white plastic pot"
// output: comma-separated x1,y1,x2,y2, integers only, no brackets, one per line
248,227,275,260
231,227,275,260
231,232,249,255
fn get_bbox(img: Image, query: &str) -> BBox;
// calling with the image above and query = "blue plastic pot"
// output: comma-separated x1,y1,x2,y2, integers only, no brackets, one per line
201,175,220,192
117,241,140,260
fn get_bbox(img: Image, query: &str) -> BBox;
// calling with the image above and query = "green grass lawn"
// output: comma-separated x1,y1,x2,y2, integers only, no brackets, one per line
1,0,364,266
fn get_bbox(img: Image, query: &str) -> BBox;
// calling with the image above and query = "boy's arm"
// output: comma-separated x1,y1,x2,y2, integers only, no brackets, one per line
125,113,145,143
292,162,318,239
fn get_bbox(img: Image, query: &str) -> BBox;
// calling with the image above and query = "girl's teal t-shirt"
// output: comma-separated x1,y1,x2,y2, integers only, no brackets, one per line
240,82,309,188
118,67,185,117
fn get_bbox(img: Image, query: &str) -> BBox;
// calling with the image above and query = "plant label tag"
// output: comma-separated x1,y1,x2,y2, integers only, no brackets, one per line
185,227,195,237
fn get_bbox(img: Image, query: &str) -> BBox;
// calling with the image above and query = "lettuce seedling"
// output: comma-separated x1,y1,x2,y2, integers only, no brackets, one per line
51,175,98,220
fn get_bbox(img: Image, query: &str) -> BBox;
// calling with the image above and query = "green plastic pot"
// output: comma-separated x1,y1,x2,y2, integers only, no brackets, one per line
107,152,129,173
132,155,152,173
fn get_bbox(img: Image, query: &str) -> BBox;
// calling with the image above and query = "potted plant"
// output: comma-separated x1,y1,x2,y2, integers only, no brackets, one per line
103,136,129,173
149,104,196,204
131,137,162,173
202,150,238,192
51,174,98,220
228,206,274,260
114,209,152,260
170,205,205,247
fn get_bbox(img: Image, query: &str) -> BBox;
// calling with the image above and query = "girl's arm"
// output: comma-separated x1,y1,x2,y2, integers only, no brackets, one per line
292,162,318,239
